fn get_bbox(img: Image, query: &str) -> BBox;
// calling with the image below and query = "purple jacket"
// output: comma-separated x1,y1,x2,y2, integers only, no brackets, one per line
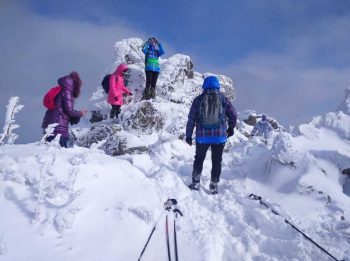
42,75,82,138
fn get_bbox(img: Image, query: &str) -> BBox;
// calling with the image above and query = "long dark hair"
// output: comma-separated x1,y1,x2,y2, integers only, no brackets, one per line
69,71,82,98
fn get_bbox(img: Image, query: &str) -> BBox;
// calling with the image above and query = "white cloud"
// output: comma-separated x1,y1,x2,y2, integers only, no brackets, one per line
220,15,350,127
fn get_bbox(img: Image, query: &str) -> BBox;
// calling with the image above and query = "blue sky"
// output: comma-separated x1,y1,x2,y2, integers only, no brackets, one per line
1,0,350,142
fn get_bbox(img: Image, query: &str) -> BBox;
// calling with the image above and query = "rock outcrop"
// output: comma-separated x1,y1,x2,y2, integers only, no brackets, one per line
77,38,236,156
337,86,350,115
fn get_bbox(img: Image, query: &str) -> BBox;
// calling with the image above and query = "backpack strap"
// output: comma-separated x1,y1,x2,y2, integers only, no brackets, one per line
220,93,226,116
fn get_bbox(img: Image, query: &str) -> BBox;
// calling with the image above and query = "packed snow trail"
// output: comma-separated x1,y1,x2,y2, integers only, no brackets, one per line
130,134,349,260
1,129,350,260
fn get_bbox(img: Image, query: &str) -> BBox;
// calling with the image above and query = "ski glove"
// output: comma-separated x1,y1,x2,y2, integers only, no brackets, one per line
227,127,234,137
185,137,192,146
114,97,119,101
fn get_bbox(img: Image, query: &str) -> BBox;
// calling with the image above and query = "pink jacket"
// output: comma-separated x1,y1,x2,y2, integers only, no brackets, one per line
107,64,131,105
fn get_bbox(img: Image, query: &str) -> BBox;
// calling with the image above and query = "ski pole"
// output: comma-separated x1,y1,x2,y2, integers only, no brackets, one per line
138,199,182,261
138,209,165,261
164,199,184,261
173,218,178,261
249,194,345,261
164,199,178,261
173,208,183,261
165,213,172,261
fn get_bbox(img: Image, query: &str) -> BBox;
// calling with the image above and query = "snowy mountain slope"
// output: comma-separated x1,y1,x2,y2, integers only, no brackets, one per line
1,118,350,261
1,37,350,261
0,143,200,260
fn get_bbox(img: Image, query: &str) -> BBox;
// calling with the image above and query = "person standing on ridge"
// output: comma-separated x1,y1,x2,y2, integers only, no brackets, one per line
108,63,133,120
42,71,88,148
250,114,273,140
142,37,165,100
185,76,237,194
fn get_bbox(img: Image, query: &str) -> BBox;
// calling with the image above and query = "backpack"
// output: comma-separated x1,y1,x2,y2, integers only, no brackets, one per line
43,86,62,110
199,92,225,129
101,74,111,93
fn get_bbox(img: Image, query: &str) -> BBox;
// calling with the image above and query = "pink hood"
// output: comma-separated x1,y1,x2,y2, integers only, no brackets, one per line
115,63,128,77
107,63,131,106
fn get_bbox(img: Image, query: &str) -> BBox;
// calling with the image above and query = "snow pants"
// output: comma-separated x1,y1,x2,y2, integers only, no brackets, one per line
144,71,159,99
46,135,68,148
110,105,121,119
192,143,225,183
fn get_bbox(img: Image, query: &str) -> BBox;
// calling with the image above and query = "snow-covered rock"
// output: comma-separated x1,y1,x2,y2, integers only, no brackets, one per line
337,86,350,115
239,110,283,130
271,132,303,167
85,38,236,155
76,124,148,156
298,111,350,140
122,101,164,135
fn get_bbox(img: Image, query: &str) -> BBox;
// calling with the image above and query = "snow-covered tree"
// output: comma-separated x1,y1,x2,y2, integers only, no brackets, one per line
0,97,24,146
40,123,59,145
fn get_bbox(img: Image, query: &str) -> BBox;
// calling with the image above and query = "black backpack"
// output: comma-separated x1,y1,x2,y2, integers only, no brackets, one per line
199,92,225,129
101,74,111,93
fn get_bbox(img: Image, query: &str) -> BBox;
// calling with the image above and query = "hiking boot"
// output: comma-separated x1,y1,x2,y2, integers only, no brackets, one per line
188,182,200,191
150,87,156,99
142,87,151,100
209,182,218,195
142,93,151,100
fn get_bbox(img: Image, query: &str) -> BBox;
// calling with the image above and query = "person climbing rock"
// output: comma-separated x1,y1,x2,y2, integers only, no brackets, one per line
42,71,87,148
107,63,132,119
185,76,237,194
142,37,165,100
251,114,273,139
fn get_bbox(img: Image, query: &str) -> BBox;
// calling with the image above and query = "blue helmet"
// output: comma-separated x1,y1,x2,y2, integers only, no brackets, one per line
202,76,220,90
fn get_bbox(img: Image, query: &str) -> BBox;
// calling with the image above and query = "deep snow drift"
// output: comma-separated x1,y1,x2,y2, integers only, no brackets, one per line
0,38,350,261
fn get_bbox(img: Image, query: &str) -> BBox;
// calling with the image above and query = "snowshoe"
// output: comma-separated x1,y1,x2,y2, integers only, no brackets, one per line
188,182,200,191
209,182,218,195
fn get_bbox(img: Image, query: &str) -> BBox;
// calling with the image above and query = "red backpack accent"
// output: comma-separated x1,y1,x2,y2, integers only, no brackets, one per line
43,86,62,109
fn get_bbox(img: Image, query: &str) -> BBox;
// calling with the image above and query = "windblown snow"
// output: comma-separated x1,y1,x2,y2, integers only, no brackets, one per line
0,38,349,261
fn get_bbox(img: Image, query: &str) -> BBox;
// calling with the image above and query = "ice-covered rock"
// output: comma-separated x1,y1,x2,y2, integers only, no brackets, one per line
122,101,164,135
83,37,236,155
76,124,123,147
239,109,284,132
75,124,148,156
271,132,303,166
113,38,145,66
296,86,350,140
298,111,350,140
337,86,350,115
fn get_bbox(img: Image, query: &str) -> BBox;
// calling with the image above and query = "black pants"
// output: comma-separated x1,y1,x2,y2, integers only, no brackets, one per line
144,71,159,99
46,135,68,148
192,143,225,183
110,105,121,119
